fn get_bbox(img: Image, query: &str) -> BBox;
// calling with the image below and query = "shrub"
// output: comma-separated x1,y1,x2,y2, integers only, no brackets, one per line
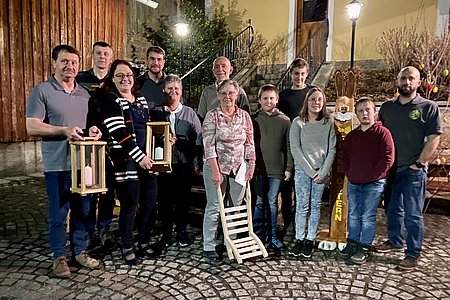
377,26,450,100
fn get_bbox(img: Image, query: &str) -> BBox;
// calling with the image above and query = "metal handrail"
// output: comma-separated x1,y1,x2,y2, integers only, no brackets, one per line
181,20,254,109
277,22,327,91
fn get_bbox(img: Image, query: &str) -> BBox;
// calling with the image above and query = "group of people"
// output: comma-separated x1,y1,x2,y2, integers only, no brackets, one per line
25,41,441,278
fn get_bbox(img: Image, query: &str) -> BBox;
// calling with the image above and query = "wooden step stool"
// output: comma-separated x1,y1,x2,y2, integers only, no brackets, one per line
217,184,268,264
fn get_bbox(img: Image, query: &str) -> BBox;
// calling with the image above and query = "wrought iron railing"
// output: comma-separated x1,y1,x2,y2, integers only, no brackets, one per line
277,22,327,91
181,20,254,109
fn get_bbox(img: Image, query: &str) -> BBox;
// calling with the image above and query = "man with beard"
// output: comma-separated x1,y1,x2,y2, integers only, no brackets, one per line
137,46,167,109
377,66,442,271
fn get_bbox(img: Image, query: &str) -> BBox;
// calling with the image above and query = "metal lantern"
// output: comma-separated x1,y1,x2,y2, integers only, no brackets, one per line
146,121,172,173
70,137,108,195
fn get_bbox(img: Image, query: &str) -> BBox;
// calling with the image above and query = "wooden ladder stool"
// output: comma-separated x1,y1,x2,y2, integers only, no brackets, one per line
216,184,268,264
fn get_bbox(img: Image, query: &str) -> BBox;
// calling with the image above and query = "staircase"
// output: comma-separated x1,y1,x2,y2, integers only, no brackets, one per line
181,20,254,110
242,65,288,113
244,22,328,113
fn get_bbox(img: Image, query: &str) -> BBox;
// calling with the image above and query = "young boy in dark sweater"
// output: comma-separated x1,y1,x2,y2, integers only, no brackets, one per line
252,84,293,249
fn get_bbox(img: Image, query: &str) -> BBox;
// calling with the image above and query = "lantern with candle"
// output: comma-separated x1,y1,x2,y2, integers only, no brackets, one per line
146,121,172,173
70,137,108,195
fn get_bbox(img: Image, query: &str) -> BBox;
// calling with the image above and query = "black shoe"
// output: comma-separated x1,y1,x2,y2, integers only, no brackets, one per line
137,244,158,259
100,230,117,250
215,244,227,254
177,231,190,247
203,250,220,262
122,249,141,266
162,236,173,248
350,245,371,265
87,232,101,250
289,240,304,257
300,240,314,258
338,241,358,260
397,256,418,271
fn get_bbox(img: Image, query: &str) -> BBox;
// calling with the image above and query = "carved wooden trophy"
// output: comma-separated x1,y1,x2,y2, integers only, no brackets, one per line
317,69,357,251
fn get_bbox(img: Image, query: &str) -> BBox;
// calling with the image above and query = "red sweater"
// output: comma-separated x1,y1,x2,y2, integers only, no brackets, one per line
342,121,395,184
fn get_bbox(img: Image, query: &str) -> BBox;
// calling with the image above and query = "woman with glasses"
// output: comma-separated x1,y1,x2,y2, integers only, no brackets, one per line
288,87,336,259
201,79,256,261
99,59,157,265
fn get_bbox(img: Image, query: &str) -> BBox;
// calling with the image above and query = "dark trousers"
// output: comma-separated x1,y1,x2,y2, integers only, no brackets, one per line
115,172,157,249
158,163,192,241
87,158,116,234
280,178,295,231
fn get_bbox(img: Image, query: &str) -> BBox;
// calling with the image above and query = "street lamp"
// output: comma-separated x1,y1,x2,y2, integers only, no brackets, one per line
346,0,363,69
175,22,189,75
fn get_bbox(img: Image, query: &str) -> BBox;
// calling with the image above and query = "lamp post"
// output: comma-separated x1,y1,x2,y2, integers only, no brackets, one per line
346,0,363,69
175,22,189,75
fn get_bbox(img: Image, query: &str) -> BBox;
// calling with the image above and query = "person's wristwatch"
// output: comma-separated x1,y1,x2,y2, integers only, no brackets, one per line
414,161,426,170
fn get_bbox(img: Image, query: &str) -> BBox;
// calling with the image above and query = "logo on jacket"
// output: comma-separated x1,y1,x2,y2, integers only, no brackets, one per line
409,109,420,120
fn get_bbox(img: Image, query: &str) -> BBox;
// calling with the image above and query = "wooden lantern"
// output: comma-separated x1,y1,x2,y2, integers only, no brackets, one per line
146,121,172,173
70,137,108,195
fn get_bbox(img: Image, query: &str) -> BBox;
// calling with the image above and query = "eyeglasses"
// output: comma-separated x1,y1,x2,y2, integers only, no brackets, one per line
114,73,134,80
218,90,237,97
308,98,324,103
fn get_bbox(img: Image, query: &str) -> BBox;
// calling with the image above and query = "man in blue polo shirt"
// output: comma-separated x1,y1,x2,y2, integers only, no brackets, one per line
26,45,102,278
377,66,442,271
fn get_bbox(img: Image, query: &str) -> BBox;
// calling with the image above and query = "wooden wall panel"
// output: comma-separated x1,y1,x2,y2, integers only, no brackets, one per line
0,0,11,141
67,0,75,46
0,0,127,142
21,0,33,140
31,0,44,87
59,0,68,44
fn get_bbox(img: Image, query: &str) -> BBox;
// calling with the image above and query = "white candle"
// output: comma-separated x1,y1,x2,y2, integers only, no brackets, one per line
85,165,93,187
154,147,164,160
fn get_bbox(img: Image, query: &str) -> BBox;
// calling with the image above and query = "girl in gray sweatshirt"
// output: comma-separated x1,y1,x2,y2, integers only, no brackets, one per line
288,87,336,258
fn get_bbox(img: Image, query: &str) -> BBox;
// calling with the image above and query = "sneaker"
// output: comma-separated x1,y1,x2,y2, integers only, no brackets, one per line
271,237,285,250
375,240,403,253
203,250,220,262
397,256,418,271
350,246,371,265
300,240,314,258
289,240,304,257
338,241,358,260
53,256,70,278
75,251,101,269
177,231,190,247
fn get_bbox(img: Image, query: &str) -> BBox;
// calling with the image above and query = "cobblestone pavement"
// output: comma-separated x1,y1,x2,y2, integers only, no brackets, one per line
1,175,449,299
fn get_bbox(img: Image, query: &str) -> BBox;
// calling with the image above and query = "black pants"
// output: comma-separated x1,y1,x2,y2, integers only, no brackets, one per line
280,178,295,231
158,163,192,241
115,172,157,249
87,157,116,234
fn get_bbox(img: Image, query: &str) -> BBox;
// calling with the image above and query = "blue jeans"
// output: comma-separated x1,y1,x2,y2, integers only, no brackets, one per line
347,179,386,246
45,171,92,259
294,169,325,241
253,176,282,239
386,167,426,258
